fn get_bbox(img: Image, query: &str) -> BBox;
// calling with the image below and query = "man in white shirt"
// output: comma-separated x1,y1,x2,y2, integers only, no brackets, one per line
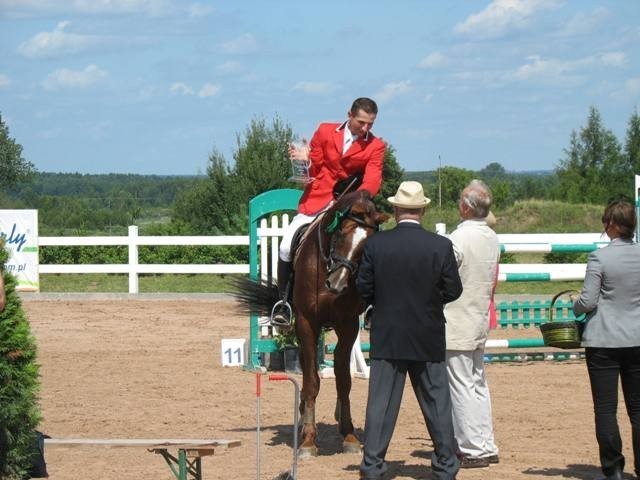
444,179,500,469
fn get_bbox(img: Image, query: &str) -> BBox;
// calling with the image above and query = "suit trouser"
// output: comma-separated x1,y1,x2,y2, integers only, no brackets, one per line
360,358,459,480
446,348,498,458
586,346,640,478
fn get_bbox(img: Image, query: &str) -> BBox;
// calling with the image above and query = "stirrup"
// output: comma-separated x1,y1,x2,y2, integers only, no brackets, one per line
270,300,293,327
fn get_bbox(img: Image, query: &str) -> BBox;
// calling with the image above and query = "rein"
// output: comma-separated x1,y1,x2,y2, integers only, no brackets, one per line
317,203,378,276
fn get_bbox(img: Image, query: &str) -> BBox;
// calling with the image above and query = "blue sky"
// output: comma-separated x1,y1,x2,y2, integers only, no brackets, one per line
1,1,638,176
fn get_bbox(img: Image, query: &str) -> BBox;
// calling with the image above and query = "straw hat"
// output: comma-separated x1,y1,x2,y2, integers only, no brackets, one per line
387,181,431,208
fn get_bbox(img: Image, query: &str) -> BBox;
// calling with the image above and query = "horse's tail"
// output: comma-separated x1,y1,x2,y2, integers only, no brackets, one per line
230,277,280,317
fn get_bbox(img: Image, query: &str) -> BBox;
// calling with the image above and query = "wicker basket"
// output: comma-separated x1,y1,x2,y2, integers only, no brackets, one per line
540,289,585,349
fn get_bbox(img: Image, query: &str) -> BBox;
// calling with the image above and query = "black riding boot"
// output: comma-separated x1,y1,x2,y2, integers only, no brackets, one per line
271,259,293,326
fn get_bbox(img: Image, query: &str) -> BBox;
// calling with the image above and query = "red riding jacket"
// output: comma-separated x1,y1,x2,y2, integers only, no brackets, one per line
297,121,386,215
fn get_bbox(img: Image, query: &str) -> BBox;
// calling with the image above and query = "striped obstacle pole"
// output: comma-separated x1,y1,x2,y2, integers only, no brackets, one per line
326,337,546,355
484,351,585,363
498,263,586,282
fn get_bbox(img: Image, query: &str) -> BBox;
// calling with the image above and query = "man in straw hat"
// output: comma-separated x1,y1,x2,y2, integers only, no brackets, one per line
444,179,500,468
356,181,462,480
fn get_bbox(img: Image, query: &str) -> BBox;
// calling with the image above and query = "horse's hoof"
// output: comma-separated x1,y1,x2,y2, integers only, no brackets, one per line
342,435,362,454
298,445,319,458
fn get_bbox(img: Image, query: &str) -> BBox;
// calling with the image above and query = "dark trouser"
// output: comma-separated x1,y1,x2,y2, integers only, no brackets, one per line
360,358,459,480
586,346,640,478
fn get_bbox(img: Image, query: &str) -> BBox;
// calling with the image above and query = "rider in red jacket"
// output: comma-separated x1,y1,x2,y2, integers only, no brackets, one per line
272,97,386,326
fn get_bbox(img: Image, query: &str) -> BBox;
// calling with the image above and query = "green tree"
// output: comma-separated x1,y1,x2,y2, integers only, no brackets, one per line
0,113,36,190
432,166,475,208
373,144,404,213
489,179,511,208
478,162,507,181
624,108,640,176
555,106,625,204
174,116,295,235
173,151,246,234
233,116,294,200
0,243,41,479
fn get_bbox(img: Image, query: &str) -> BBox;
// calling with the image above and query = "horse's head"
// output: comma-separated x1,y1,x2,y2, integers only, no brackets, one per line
322,191,389,295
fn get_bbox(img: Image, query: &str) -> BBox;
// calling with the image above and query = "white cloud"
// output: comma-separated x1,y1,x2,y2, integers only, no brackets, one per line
292,82,339,95
599,52,626,67
559,7,609,37
418,52,448,69
138,85,157,100
508,52,627,84
511,55,577,80
170,82,194,95
198,83,220,97
627,77,640,96
18,21,99,59
374,80,412,103
170,82,220,97
216,61,242,75
42,64,107,90
221,33,258,55
455,0,561,38
188,2,213,17
0,74,10,88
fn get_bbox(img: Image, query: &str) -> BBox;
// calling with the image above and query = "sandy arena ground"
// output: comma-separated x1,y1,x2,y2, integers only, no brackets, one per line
21,296,635,480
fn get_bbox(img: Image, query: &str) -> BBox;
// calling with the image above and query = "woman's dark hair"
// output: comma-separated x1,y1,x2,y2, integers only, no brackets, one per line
602,200,637,240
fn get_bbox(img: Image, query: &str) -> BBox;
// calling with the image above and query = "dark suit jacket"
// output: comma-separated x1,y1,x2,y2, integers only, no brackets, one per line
356,222,463,362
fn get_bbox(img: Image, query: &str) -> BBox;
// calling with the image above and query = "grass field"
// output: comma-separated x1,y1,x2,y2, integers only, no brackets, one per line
38,273,584,296
39,273,239,293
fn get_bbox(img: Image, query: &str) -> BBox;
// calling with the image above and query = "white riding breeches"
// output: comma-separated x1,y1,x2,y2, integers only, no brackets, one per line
278,212,317,262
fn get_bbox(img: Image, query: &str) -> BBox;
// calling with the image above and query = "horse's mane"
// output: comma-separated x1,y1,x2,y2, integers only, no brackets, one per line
328,190,375,216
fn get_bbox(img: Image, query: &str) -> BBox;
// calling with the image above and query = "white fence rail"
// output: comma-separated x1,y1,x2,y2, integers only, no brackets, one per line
35,225,607,294
39,221,290,293
39,225,263,293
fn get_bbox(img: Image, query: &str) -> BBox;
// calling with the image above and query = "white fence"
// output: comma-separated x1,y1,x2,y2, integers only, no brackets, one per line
38,221,289,294
35,223,607,294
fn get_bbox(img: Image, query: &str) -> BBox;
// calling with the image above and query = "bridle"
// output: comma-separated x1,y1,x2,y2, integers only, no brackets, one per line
318,205,378,277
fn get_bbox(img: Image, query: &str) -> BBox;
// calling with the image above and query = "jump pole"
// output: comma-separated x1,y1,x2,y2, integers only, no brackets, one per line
268,373,300,480
256,373,261,480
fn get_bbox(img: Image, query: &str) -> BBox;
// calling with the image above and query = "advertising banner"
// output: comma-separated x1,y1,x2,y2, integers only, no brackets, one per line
0,210,39,291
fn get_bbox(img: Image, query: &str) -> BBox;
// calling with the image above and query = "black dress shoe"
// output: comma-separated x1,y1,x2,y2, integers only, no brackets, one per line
484,454,499,464
359,470,383,480
599,469,623,480
460,456,490,468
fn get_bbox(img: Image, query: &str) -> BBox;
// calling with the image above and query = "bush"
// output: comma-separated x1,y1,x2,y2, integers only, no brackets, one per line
0,242,41,479
543,252,589,264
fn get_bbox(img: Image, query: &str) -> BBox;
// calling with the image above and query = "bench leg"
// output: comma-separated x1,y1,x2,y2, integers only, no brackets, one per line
179,449,187,480
155,448,204,480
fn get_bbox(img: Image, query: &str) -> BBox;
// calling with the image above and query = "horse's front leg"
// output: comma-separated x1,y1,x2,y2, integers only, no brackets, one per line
333,317,360,454
295,315,321,458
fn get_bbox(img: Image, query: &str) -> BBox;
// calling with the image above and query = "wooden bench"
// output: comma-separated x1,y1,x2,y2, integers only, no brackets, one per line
45,438,241,480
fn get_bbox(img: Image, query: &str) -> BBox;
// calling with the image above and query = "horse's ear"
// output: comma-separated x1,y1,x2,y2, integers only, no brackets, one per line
375,212,390,225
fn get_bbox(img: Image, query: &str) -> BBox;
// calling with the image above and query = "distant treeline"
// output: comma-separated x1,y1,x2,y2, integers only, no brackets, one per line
3,172,202,234
8,172,202,206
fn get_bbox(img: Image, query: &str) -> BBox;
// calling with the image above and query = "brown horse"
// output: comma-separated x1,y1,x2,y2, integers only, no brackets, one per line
235,190,388,457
